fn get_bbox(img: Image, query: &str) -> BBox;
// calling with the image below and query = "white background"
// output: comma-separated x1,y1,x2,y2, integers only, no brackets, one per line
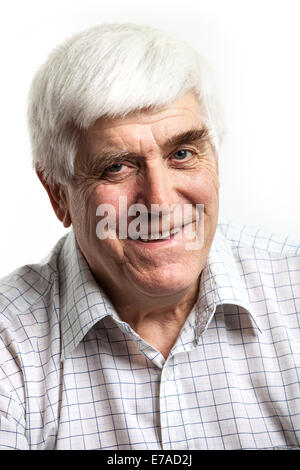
0,0,300,277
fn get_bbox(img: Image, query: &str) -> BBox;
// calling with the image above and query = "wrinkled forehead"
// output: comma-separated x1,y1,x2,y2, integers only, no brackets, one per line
81,91,205,153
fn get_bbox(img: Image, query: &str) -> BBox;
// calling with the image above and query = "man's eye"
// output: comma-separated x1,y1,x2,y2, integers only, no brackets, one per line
105,163,124,173
173,149,193,160
102,162,136,180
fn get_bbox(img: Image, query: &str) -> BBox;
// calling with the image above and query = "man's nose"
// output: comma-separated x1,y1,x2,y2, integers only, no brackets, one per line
136,161,175,209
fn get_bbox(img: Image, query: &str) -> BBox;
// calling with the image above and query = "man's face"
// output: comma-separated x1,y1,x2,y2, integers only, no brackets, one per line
66,92,219,302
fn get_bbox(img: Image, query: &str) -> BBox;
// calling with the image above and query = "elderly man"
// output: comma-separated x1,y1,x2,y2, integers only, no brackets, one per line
0,23,299,451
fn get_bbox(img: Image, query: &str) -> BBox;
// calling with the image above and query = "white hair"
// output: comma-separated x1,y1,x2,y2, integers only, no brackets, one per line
28,23,225,185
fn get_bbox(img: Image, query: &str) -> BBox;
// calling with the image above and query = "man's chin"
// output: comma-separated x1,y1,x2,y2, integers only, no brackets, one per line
124,266,201,299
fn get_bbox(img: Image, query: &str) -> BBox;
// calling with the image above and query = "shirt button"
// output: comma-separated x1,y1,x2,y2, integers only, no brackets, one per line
164,367,172,380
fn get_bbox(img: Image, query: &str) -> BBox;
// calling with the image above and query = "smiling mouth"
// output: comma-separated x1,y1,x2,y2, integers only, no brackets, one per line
128,223,193,242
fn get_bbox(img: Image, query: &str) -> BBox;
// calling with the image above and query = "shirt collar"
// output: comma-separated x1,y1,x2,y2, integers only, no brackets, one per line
59,226,262,361
196,226,263,336
59,231,118,361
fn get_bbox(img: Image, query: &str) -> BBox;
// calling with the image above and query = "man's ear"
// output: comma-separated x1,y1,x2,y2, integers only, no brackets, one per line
36,170,72,228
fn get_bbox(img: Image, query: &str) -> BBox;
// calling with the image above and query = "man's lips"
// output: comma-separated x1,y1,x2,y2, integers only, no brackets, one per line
125,222,195,241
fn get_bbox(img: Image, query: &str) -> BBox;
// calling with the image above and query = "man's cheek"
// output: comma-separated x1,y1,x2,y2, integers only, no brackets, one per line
188,173,219,205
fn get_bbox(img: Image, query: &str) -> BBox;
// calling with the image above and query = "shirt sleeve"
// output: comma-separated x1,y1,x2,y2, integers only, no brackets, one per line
0,391,29,450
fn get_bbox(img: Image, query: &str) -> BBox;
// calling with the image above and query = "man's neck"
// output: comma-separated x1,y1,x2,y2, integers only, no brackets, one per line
104,276,201,359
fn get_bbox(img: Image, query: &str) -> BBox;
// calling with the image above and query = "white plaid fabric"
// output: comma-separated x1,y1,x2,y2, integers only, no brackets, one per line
0,221,299,450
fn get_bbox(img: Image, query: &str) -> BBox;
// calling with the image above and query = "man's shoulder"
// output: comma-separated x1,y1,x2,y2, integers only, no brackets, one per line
217,220,300,257
0,234,68,323
216,221,300,332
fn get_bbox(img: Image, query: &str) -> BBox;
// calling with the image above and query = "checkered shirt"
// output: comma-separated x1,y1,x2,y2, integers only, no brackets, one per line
0,221,299,450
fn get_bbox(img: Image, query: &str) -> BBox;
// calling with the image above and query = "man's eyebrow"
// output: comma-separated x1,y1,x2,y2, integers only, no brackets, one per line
163,126,210,149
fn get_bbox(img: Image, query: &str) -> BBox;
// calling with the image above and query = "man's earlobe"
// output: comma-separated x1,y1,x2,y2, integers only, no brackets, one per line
36,169,72,228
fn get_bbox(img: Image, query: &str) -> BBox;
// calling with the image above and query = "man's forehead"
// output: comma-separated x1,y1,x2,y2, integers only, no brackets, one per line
91,128,209,153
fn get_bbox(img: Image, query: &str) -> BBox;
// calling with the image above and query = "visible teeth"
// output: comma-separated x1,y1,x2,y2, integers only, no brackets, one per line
139,226,182,241
171,226,182,235
153,230,168,240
